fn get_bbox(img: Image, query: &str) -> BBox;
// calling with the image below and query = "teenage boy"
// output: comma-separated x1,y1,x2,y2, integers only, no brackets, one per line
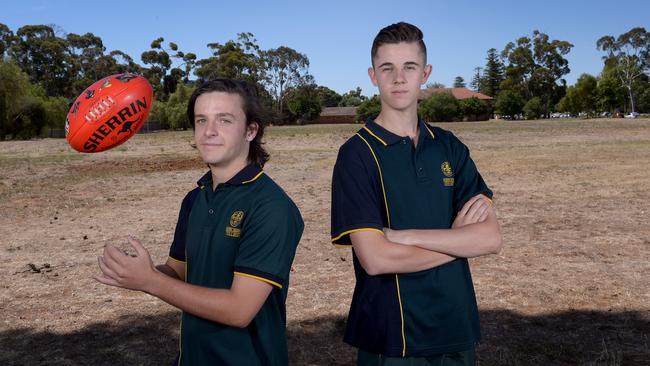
331,22,502,365
96,79,304,365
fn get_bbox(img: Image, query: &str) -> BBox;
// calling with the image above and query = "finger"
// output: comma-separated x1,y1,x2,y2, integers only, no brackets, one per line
458,196,477,217
457,200,471,217
93,274,122,287
102,247,125,271
478,194,493,205
98,256,120,280
471,202,489,222
478,208,489,222
127,236,147,257
466,200,487,222
104,244,127,265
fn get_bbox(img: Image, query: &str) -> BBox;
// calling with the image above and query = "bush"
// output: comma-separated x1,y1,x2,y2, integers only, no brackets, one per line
494,90,524,118
1,61,66,139
523,97,544,120
356,96,381,122
283,84,322,124
459,97,489,120
419,92,459,122
148,83,195,130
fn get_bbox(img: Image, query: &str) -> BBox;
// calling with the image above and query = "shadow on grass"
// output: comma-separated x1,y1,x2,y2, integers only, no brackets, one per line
1,310,648,365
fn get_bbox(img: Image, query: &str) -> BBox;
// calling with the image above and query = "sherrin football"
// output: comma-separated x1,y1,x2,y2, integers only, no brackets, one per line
66,73,154,153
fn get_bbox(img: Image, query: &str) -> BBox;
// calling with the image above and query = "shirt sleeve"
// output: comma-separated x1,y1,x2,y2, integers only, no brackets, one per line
330,137,385,246
449,133,493,213
233,198,304,289
168,188,200,262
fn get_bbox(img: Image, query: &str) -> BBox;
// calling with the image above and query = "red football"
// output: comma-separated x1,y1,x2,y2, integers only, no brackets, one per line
66,73,154,153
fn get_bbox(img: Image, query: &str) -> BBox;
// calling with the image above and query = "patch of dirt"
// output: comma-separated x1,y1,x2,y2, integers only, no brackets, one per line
1,119,649,365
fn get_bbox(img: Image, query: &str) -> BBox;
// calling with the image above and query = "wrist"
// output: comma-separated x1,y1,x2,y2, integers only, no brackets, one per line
144,270,167,296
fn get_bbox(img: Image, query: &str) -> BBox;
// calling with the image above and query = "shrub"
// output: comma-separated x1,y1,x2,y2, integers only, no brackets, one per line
419,92,459,122
356,96,381,122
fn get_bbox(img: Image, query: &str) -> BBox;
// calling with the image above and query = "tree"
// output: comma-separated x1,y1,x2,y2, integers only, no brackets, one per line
141,37,192,101
494,90,524,118
65,32,108,94
356,95,381,122
557,73,598,115
10,25,73,97
453,76,466,88
470,67,483,92
0,61,65,139
261,46,311,114
314,85,342,107
196,32,262,84
635,80,650,112
419,92,459,122
0,23,13,57
459,97,489,121
597,27,650,113
482,48,505,97
523,97,544,120
597,65,626,113
501,31,573,116
283,84,322,124
339,87,367,107
425,82,445,89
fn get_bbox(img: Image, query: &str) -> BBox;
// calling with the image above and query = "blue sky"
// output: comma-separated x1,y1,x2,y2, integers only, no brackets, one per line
3,0,649,96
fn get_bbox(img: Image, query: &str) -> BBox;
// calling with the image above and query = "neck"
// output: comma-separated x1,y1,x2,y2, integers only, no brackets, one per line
209,157,249,189
374,107,420,140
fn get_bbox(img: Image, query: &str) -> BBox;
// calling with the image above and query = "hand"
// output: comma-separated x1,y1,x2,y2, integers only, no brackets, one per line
383,227,412,245
453,195,490,229
383,227,397,243
94,236,157,293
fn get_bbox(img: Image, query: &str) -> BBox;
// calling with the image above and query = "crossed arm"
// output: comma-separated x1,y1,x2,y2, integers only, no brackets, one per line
95,237,272,328
351,194,502,276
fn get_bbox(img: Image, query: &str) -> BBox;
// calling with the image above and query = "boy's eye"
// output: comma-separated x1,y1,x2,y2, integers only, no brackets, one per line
196,118,206,124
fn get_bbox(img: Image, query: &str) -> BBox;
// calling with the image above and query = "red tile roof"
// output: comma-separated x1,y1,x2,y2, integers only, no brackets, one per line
319,106,358,116
419,87,493,101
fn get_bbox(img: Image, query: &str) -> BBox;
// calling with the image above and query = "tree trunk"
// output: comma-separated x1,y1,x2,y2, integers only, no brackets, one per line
627,84,635,113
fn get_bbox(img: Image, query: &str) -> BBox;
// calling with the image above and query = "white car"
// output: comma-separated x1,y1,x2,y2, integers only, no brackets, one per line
625,112,640,118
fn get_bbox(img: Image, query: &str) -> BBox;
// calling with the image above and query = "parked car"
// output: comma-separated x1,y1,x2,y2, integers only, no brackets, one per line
624,112,640,119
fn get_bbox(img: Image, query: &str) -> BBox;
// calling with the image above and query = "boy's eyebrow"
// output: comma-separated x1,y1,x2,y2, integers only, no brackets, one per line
377,61,421,68
194,112,236,119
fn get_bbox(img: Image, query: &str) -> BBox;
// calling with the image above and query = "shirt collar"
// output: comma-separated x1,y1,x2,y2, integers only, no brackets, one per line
197,163,264,189
364,117,435,146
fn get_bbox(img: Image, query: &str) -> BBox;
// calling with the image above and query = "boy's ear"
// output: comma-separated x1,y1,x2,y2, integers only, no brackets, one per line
368,67,378,86
246,122,259,142
421,64,433,85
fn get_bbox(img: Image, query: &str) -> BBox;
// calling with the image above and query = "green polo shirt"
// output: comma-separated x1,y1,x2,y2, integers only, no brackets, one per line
331,118,492,357
169,164,304,365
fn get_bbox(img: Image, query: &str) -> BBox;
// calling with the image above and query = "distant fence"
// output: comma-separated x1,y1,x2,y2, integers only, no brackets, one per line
42,120,165,138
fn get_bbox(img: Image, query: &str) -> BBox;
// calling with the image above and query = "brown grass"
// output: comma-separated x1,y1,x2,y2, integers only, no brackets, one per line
1,119,648,365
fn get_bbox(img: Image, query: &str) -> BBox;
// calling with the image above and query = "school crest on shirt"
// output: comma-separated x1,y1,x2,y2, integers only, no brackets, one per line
441,161,454,186
226,211,244,237
230,211,244,227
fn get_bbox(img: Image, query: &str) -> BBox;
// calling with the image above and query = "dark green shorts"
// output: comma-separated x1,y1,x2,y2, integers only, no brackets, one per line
357,348,475,366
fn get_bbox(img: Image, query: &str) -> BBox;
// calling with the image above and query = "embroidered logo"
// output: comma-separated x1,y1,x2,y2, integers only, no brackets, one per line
225,227,241,237
441,161,454,186
226,211,244,237
441,162,453,177
230,211,244,227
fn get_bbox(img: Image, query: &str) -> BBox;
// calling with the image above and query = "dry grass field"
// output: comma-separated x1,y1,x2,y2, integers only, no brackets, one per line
1,119,649,365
